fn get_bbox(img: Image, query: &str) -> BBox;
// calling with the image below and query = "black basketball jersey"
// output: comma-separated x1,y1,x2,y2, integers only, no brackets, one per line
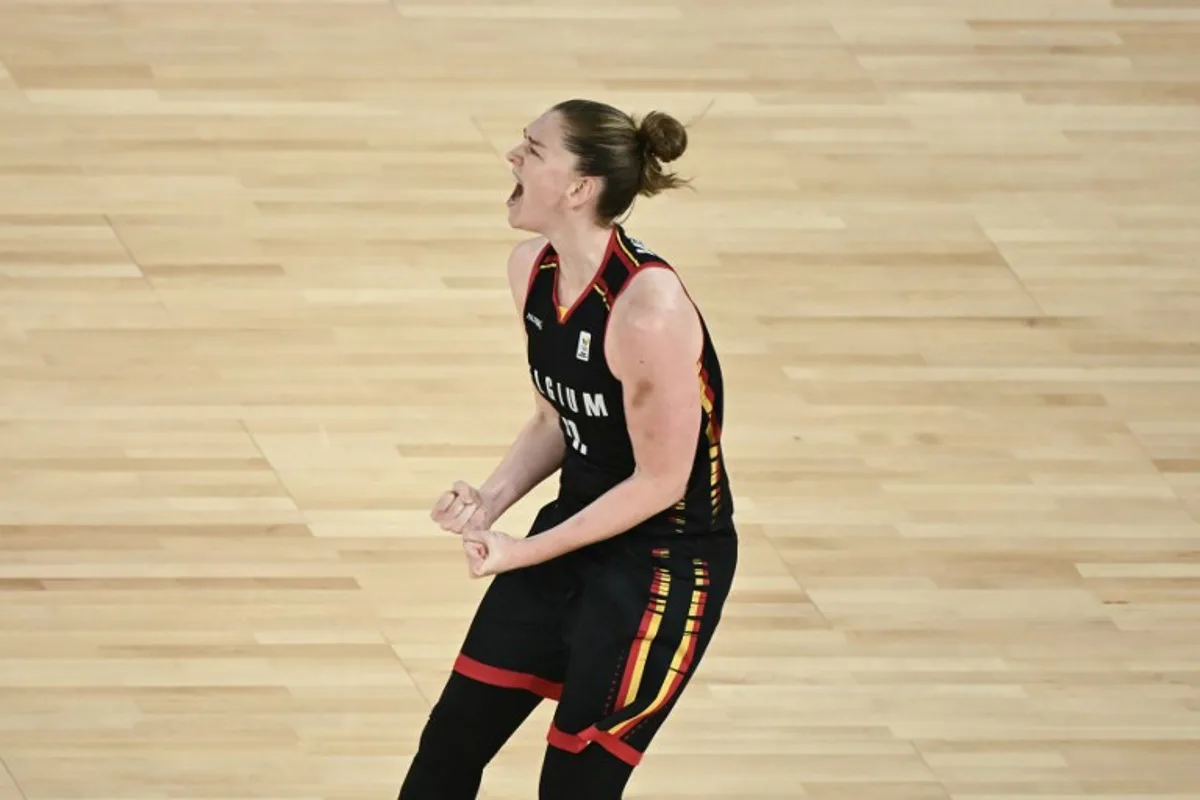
521,224,735,538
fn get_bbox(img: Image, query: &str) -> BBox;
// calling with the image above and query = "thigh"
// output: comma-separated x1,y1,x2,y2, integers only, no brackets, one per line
453,501,578,701
547,533,738,767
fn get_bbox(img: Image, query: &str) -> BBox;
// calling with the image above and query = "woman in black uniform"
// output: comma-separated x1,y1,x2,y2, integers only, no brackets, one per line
398,98,738,800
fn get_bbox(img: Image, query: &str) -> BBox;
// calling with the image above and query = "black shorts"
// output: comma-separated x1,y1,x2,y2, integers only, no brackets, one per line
452,500,738,767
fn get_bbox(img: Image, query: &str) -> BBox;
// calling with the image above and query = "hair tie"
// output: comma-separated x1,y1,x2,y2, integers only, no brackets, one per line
635,125,653,162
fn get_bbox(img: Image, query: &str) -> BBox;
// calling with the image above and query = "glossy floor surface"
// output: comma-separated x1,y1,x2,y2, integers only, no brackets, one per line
2,1,1199,798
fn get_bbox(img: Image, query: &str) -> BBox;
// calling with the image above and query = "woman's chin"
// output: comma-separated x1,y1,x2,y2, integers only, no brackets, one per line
506,204,539,233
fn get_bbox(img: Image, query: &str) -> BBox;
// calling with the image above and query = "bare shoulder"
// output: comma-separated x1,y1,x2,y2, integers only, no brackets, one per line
607,266,703,377
612,266,697,339
617,265,691,316
505,236,549,314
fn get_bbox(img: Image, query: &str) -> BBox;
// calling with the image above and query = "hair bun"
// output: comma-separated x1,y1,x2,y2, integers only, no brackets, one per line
637,111,688,164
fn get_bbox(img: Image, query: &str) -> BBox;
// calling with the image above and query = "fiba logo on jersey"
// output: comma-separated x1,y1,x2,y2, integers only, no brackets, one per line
576,330,591,361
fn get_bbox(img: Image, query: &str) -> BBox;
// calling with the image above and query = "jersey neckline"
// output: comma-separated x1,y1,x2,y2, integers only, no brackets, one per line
546,226,620,325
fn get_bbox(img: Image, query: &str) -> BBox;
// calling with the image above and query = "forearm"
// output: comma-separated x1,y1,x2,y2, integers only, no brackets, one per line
478,412,565,522
517,471,681,567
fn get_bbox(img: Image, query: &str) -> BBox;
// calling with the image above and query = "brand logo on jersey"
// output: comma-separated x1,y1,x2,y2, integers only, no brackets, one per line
576,330,591,362
525,312,543,330
628,237,657,256
628,236,659,261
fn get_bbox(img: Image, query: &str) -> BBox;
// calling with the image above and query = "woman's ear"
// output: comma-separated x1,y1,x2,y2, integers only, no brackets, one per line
566,175,599,211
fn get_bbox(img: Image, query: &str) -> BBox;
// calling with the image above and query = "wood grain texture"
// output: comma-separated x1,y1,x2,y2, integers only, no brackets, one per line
2,1,1199,798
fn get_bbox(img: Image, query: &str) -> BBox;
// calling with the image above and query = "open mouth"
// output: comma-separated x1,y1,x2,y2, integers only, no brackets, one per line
507,173,524,207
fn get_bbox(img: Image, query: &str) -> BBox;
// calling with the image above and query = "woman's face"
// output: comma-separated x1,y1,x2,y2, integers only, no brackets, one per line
504,111,585,233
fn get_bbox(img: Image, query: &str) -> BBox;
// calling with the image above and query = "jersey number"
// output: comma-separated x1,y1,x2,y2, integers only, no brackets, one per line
562,418,588,456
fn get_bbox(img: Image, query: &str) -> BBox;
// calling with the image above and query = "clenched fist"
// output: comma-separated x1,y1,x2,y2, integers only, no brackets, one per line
431,480,491,535
462,527,523,578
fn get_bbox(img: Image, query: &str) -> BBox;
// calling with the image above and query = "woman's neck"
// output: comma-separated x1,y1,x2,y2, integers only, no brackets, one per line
546,218,615,286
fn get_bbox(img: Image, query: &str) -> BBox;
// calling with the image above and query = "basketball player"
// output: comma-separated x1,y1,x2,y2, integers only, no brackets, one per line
397,99,737,800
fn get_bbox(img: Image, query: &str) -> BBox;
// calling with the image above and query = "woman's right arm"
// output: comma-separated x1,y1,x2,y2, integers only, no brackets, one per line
477,392,564,526
476,238,565,525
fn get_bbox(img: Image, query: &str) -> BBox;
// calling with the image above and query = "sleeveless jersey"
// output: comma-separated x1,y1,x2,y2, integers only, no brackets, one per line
521,224,735,538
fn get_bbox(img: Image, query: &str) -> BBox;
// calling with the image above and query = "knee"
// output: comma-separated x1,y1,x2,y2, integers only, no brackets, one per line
399,698,480,800
400,671,542,799
415,672,503,764
539,744,633,800
398,675,492,799
538,748,576,800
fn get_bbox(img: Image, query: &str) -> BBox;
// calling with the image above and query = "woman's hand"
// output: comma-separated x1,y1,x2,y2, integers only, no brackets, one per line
461,528,525,578
431,480,491,534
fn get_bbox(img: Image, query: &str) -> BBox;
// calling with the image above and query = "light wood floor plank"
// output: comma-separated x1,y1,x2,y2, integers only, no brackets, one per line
2,0,1199,798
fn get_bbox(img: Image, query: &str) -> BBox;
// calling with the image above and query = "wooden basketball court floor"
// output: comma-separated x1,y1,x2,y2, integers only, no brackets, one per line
2,1,1200,798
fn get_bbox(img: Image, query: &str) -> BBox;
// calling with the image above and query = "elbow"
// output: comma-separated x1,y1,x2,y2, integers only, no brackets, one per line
532,393,560,426
665,470,691,505
632,443,695,513
640,468,690,512
531,406,559,433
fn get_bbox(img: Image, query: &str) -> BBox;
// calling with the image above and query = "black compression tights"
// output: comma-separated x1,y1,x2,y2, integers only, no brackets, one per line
397,671,635,799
